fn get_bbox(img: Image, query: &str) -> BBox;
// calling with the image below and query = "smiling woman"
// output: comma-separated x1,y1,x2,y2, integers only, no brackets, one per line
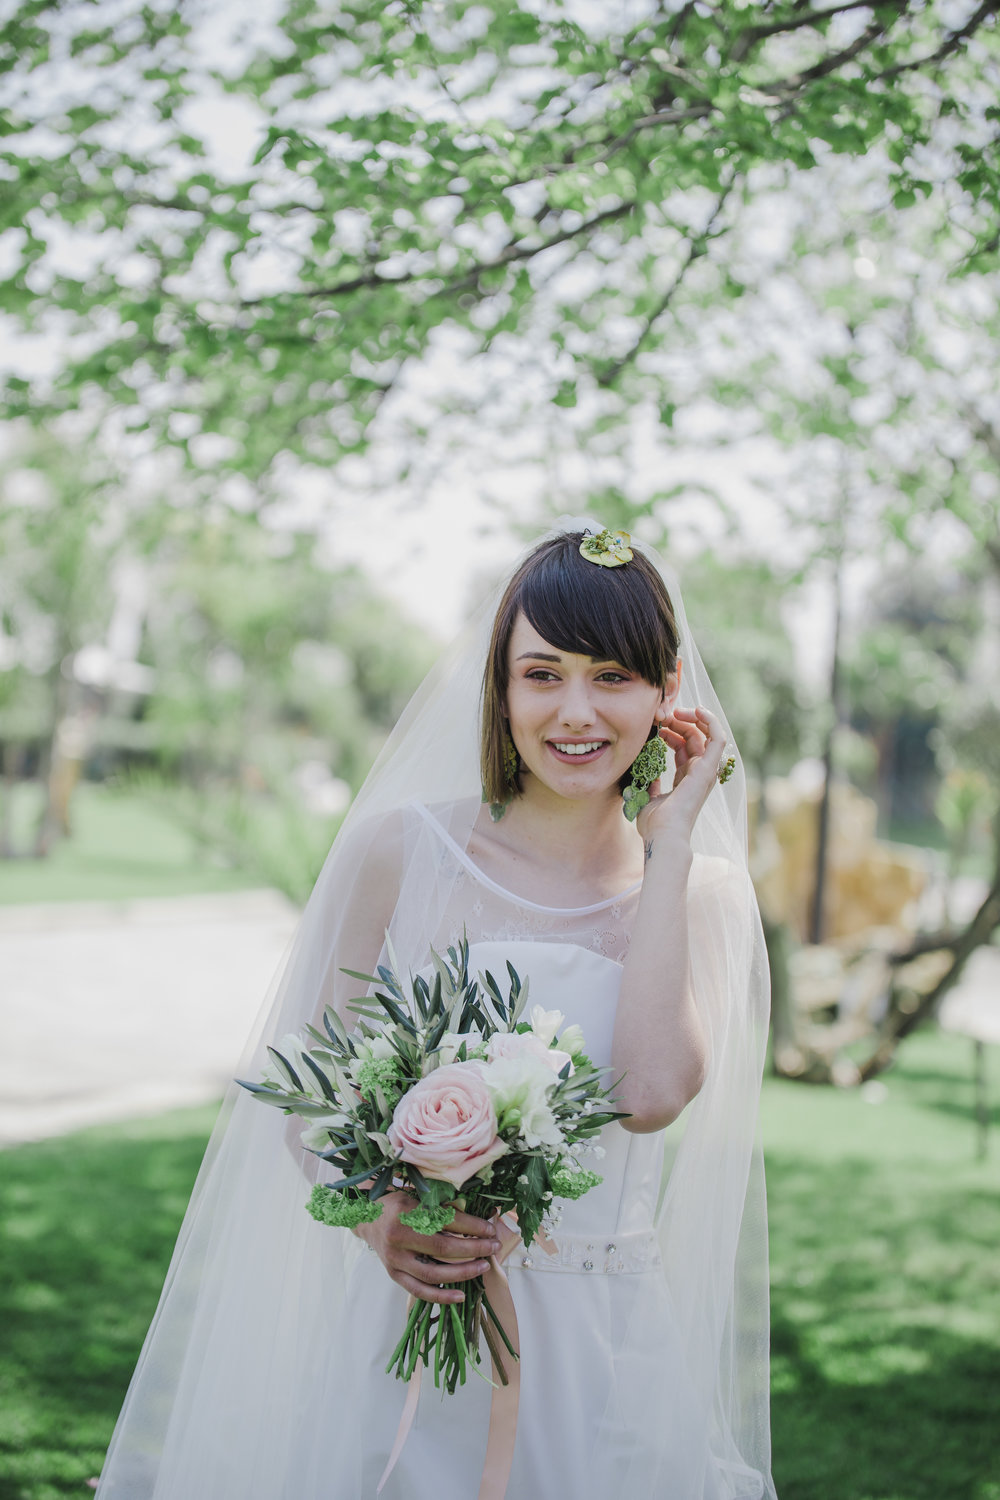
94,522,774,1500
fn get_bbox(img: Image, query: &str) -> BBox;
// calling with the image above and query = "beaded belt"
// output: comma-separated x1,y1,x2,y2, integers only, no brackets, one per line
511,1227,661,1275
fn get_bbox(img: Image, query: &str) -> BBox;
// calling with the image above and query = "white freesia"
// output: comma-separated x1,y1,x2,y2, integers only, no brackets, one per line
435,1029,483,1068
529,1005,564,1045
348,1033,396,1083
481,1054,563,1149
299,1114,350,1151
263,1034,332,1101
558,1023,585,1057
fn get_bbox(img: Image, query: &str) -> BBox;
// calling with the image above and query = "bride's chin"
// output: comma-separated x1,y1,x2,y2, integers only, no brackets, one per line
523,768,624,804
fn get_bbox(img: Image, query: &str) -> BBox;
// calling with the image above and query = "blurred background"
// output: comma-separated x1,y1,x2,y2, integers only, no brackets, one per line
1,2,998,1497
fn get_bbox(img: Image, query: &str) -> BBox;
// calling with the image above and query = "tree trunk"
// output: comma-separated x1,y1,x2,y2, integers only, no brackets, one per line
809,554,844,944
763,917,797,1077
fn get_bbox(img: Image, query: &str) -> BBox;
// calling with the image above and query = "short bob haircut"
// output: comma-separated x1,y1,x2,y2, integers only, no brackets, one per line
481,532,680,806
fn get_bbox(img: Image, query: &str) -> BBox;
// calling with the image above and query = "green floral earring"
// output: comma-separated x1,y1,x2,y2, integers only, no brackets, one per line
487,730,519,822
622,734,668,822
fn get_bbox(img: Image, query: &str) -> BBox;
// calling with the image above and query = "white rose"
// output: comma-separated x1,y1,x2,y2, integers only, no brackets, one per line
486,1030,573,1078
481,1055,564,1150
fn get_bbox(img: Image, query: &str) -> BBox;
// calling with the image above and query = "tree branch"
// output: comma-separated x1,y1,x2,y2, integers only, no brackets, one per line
859,817,1000,1080
241,201,636,307
596,184,733,387
730,0,888,63
875,0,999,80
762,4,909,92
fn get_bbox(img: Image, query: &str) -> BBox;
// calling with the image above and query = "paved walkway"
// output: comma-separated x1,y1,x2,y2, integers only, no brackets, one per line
0,890,299,1146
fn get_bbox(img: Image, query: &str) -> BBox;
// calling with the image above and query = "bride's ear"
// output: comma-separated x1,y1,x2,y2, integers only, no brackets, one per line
657,659,682,719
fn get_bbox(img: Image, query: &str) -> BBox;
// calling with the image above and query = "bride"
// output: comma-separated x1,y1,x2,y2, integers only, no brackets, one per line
95,522,776,1500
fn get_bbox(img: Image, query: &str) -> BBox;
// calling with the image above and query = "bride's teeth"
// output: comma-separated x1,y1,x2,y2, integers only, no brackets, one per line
553,742,602,755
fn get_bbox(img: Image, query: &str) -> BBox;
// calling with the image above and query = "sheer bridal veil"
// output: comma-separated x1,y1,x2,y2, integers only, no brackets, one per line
95,521,775,1500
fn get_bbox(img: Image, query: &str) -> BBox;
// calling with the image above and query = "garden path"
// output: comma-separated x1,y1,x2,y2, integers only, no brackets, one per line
0,890,298,1145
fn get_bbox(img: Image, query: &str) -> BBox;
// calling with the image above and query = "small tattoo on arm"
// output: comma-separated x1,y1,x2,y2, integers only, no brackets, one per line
644,838,654,865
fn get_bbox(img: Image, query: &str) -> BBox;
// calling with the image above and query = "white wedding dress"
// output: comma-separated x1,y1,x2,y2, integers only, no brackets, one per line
93,530,775,1500
316,804,753,1500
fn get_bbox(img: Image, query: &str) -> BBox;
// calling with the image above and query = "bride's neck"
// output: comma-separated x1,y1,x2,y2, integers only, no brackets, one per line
494,782,638,882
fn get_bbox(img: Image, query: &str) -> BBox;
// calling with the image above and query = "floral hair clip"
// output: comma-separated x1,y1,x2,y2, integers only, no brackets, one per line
579,527,634,568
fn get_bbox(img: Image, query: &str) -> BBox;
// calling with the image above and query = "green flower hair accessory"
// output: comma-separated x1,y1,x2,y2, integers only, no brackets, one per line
718,755,736,785
579,527,633,568
307,1184,383,1230
621,734,668,821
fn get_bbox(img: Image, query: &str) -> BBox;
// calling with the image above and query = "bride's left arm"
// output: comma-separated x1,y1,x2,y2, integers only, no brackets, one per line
611,707,725,1133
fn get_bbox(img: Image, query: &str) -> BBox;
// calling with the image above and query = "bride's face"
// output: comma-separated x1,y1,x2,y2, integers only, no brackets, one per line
505,612,678,804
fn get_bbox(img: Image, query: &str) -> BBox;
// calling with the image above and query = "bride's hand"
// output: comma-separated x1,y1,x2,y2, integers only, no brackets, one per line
354,1192,502,1305
635,707,727,846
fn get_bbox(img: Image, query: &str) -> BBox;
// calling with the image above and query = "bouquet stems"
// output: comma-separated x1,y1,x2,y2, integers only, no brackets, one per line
385,1273,512,1395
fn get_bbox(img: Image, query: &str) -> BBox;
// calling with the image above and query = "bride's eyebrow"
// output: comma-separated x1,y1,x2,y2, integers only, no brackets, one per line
515,651,621,664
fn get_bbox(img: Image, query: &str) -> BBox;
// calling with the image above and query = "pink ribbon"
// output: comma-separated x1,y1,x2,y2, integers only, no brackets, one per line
377,1218,555,1498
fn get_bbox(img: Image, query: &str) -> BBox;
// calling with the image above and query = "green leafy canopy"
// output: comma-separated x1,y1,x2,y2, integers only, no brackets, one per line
1,1,997,479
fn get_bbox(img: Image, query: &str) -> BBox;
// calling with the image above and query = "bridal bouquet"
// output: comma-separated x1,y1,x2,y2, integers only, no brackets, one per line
238,936,623,1394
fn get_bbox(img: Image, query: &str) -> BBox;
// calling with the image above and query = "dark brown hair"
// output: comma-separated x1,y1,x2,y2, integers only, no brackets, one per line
480,532,680,805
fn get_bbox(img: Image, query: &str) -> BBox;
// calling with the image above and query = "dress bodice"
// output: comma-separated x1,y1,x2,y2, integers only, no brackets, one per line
463,940,664,1247
412,801,662,1248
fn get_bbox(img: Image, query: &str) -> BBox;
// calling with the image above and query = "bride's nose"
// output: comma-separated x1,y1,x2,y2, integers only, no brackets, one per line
557,677,597,730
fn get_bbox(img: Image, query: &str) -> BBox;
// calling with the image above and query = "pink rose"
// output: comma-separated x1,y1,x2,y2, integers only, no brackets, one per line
486,1031,574,1078
387,1062,508,1189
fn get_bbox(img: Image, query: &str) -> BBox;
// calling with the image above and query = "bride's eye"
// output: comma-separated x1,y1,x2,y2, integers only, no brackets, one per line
597,670,629,684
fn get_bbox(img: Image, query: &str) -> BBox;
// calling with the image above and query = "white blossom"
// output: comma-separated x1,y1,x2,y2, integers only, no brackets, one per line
480,1055,563,1149
528,1005,564,1045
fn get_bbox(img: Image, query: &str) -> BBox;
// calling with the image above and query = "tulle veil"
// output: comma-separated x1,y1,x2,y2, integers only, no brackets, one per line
94,519,776,1500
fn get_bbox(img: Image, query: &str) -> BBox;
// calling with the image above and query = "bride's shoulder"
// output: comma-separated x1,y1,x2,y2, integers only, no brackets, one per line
341,796,479,871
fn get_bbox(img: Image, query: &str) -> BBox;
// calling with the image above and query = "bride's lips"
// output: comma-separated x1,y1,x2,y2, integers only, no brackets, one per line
546,740,609,765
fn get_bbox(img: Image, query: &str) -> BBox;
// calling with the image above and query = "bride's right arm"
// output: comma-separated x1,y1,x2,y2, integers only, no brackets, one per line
278,808,407,1173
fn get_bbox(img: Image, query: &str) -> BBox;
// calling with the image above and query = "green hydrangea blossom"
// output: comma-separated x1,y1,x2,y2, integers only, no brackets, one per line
356,1056,403,1099
399,1202,458,1236
307,1184,383,1229
549,1166,604,1200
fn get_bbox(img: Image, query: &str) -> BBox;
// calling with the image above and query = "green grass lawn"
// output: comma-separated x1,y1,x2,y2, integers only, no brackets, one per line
0,1032,996,1500
0,784,262,905
760,1031,1000,1500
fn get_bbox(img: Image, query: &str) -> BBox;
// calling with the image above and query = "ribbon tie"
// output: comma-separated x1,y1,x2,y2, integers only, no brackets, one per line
377,1216,556,1499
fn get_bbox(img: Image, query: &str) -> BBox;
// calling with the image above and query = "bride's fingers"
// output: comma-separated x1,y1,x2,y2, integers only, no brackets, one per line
401,1250,492,1292
665,718,707,764
394,1270,467,1305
